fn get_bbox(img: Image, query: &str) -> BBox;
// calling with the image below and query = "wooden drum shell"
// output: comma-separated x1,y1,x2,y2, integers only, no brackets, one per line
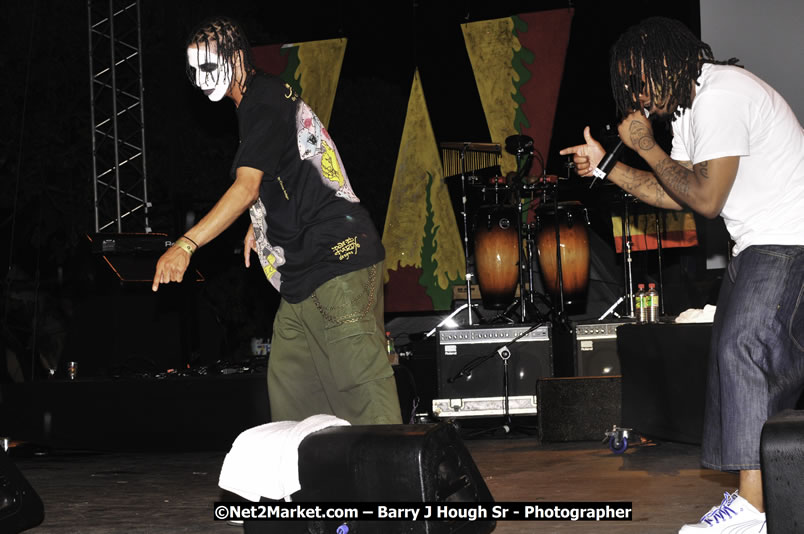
473,206,520,309
534,202,590,304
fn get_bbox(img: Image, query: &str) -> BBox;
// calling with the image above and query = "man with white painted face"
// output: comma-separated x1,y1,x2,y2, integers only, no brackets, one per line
152,16,402,426
561,16,804,534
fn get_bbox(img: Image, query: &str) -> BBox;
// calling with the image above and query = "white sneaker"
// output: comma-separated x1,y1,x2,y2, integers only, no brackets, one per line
679,491,766,533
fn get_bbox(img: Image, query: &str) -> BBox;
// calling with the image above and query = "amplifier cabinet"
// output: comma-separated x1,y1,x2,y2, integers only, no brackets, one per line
537,376,622,441
574,321,628,376
436,324,553,400
433,395,538,418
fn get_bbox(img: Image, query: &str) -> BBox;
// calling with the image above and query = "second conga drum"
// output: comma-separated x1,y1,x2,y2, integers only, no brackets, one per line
534,201,590,305
474,205,520,309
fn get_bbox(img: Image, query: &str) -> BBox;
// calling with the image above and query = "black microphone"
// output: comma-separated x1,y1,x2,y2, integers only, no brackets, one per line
593,139,624,179
589,138,624,188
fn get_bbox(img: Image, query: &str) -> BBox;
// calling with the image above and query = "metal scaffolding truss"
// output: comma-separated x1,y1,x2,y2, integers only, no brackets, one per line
87,0,150,233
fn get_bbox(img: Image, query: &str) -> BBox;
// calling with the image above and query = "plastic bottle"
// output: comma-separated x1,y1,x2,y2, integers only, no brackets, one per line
635,284,647,324
647,283,660,323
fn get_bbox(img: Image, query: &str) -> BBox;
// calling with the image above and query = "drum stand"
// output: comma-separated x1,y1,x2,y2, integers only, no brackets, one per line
547,185,570,326
487,186,546,326
518,165,574,331
456,144,482,326
517,198,545,324
488,141,553,326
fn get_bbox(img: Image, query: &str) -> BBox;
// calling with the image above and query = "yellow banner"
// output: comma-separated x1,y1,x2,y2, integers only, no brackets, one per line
462,17,519,175
383,70,465,309
462,10,573,177
286,38,346,128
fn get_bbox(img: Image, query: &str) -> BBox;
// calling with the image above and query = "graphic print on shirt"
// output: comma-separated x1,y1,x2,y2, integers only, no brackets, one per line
248,198,285,291
295,101,359,202
332,236,361,261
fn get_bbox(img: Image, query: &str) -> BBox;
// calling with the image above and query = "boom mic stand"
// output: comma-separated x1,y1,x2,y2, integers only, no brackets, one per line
447,321,546,436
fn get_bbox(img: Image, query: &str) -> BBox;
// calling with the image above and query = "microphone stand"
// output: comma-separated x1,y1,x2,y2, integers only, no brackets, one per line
655,210,666,317
598,195,636,321
458,144,478,326
447,322,546,437
622,196,635,317
590,131,633,320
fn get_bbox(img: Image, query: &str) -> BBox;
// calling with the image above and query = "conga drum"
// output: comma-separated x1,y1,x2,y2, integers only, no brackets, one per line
473,205,520,309
534,201,590,304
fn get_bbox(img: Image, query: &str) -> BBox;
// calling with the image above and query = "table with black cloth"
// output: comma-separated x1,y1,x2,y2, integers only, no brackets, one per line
616,323,712,445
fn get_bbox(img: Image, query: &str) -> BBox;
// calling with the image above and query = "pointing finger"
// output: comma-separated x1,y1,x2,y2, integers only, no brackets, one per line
152,266,162,292
559,144,585,156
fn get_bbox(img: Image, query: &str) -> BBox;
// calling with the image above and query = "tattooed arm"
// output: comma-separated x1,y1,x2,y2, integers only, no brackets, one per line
617,111,739,218
605,161,685,210
560,125,685,211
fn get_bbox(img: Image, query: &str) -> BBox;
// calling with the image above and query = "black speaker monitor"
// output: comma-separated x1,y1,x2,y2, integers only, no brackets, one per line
244,423,495,534
0,451,45,534
761,409,804,534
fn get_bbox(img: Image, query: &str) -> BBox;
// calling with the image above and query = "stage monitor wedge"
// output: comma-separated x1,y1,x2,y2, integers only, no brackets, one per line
761,409,804,534
0,451,45,534
244,423,495,534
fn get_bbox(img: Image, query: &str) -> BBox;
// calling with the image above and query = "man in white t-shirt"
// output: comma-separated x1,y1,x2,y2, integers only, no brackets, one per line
561,16,804,534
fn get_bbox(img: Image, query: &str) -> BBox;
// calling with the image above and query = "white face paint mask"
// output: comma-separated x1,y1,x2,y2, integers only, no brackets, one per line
186,44,232,102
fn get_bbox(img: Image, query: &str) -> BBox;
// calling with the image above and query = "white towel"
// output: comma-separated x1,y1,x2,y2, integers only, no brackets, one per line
218,414,350,501
674,304,717,323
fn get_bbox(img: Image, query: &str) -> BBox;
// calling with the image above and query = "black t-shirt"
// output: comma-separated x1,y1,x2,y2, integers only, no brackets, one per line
231,73,383,303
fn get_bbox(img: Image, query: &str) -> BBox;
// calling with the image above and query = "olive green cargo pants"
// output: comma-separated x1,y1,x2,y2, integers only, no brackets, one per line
267,262,402,424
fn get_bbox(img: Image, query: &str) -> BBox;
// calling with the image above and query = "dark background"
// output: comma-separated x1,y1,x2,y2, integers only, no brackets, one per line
2,0,716,379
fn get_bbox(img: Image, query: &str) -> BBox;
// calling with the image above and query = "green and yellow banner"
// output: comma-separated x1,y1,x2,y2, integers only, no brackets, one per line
462,9,574,176
383,70,466,312
251,38,347,127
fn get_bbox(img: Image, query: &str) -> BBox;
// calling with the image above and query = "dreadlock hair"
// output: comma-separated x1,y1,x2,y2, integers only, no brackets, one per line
185,16,257,94
609,17,738,119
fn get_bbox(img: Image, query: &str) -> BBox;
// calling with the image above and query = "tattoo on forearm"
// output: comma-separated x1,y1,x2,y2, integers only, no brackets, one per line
656,157,690,196
629,122,656,151
622,165,668,206
696,160,709,179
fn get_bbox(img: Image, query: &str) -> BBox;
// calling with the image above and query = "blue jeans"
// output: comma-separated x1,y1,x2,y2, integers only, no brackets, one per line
702,245,804,472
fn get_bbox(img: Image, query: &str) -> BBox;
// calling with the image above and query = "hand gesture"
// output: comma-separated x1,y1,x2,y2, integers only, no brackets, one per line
618,110,655,153
559,126,606,177
244,223,256,268
152,241,193,292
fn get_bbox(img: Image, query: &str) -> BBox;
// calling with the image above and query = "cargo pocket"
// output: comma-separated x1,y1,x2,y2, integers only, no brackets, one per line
312,265,392,391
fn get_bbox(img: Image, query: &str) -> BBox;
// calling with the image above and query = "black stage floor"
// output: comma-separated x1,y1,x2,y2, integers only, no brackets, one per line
9,433,736,533
0,323,736,533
